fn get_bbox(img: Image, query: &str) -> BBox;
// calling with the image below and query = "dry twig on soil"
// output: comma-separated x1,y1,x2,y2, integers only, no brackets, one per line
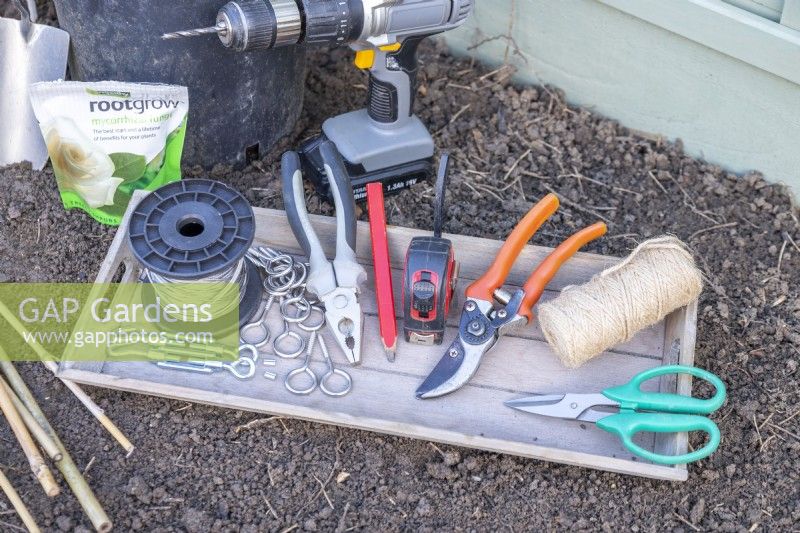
313,474,334,509
783,231,800,253
647,171,668,194
295,436,343,517
498,148,532,194
262,495,279,520
778,407,800,425
768,422,800,442
235,416,286,433
688,222,738,241
434,104,471,135
336,502,351,533
776,239,788,274
560,171,642,199
672,512,701,532
540,184,611,224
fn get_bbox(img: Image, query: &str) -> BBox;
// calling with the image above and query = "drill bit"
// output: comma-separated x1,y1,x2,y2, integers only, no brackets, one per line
161,22,227,41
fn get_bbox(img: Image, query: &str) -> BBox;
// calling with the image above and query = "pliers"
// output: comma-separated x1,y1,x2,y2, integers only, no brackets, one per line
282,141,367,365
416,193,607,398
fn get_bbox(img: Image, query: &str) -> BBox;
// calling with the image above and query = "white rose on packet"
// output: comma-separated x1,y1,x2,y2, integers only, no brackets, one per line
29,80,189,225
44,117,124,208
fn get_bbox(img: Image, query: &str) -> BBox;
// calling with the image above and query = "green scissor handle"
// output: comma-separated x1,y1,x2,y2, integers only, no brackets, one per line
597,365,726,465
597,413,721,465
602,365,726,414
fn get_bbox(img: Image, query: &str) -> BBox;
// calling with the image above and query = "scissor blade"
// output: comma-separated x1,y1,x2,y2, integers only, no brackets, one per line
505,392,614,420
415,336,491,399
504,395,567,409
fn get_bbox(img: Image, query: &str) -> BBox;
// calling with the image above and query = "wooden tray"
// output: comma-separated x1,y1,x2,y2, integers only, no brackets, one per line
58,191,698,481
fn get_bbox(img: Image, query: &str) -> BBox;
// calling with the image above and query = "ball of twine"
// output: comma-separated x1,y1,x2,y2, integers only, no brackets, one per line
538,236,702,368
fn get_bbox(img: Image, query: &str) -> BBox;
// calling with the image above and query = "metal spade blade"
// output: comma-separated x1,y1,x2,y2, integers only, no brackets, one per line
0,0,69,168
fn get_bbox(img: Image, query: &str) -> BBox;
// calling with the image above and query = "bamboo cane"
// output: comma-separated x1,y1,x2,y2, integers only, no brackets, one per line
0,359,112,533
0,373,59,497
0,300,134,455
41,361,134,457
0,467,41,533
0,377,62,462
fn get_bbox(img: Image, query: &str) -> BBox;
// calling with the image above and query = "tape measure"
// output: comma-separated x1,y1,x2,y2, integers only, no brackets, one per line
402,154,458,345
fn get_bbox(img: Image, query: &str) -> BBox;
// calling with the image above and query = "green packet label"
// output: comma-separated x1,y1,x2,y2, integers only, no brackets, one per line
0,283,239,362
29,81,189,226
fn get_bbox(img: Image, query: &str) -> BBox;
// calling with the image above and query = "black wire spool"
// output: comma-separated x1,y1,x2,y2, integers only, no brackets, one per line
127,179,262,328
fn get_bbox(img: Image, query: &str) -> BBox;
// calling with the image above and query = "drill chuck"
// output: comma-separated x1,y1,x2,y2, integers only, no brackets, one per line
217,0,277,50
215,0,303,51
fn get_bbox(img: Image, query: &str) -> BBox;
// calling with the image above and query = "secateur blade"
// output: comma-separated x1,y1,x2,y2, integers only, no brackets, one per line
414,289,496,398
0,0,69,168
415,336,476,399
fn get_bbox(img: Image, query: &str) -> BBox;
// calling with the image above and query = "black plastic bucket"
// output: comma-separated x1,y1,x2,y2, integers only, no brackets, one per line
53,0,306,167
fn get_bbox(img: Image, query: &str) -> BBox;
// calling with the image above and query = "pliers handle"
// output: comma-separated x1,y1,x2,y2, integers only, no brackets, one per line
465,193,607,321
282,141,364,296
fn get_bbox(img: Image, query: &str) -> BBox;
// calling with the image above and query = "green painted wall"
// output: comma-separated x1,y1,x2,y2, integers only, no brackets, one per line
444,0,800,196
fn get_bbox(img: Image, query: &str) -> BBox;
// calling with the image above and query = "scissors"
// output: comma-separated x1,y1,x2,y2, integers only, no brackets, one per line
505,365,726,465
282,141,367,365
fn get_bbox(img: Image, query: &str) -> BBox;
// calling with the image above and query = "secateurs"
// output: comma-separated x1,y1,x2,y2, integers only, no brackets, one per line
282,141,367,365
415,193,607,399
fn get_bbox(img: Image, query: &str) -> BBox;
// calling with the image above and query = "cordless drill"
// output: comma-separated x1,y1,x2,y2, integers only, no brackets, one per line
163,0,474,199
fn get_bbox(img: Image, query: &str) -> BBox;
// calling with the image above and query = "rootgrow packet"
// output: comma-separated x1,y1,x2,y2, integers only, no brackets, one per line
30,81,189,225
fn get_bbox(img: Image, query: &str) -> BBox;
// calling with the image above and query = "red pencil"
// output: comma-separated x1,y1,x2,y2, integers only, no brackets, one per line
366,183,398,360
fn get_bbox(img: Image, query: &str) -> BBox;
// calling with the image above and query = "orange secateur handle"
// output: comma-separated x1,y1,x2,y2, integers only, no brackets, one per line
520,221,607,321
465,193,607,322
465,194,560,302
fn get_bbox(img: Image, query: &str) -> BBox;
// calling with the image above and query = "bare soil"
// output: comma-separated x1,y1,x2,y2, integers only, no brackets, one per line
1,2,799,531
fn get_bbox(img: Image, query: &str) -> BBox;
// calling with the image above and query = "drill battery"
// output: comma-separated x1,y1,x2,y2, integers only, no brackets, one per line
299,134,433,202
